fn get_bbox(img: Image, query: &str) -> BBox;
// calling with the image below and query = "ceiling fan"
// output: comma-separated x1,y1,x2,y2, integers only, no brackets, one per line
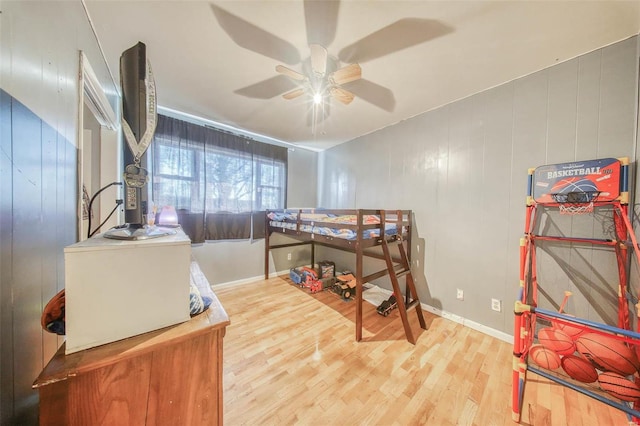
210,1,453,127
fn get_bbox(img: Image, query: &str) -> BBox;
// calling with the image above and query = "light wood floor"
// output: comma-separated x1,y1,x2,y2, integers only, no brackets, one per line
215,277,630,425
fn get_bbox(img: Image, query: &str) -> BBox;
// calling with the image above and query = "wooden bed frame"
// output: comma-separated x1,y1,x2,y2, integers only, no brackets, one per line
264,209,425,343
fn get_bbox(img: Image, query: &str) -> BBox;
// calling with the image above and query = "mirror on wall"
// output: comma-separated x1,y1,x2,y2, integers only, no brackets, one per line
78,51,121,241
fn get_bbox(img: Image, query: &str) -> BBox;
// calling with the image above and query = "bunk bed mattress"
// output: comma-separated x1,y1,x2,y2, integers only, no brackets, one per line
267,212,404,240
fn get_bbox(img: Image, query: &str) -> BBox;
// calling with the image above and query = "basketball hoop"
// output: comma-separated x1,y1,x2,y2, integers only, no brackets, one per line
551,191,600,215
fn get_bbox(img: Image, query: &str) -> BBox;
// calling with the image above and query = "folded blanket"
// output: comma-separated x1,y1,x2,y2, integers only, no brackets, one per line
41,289,65,335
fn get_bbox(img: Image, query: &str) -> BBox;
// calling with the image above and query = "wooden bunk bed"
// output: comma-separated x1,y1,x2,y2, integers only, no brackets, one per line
264,208,426,344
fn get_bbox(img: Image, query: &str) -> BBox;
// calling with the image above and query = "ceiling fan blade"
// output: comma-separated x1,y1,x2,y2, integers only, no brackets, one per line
282,88,306,100
342,79,395,112
210,4,301,65
304,0,340,47
310,44,328,76
330,63,361,86
330,87,355,105
276,65,305,81
234,75,299,99
338,18,454,63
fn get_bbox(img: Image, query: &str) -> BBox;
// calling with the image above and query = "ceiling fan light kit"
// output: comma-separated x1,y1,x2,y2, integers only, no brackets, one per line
275,44,362,107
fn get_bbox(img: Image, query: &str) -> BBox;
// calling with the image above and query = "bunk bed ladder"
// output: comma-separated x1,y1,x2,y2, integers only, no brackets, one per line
381,236,427,344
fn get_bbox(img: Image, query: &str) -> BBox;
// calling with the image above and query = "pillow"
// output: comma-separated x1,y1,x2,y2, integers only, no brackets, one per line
189,282,208,316
189,258,214,316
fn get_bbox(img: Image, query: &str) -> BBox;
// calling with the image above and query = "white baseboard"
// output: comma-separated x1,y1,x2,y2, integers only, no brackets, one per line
421,303,513,343
212,270,289,290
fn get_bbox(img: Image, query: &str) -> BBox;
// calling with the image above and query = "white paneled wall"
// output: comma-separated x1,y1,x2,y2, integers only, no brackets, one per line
318,37,640,335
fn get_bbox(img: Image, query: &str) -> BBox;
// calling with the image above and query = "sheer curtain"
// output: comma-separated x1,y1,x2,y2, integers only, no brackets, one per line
151,115,287,243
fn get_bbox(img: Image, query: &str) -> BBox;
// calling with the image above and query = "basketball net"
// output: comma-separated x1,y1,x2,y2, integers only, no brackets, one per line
557,202,594,215
552,191,599,215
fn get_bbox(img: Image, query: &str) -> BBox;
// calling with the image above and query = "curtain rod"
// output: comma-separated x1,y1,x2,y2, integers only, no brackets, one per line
158,106,299,152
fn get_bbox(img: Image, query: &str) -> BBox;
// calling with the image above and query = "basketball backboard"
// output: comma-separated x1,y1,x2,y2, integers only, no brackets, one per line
531,158,622,204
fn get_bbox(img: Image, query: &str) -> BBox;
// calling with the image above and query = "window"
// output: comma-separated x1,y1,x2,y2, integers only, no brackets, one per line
255,159,285,210
154,143,199,211
151,115,287,242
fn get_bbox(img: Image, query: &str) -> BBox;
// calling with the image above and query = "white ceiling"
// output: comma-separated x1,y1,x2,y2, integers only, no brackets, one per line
85,1,640,151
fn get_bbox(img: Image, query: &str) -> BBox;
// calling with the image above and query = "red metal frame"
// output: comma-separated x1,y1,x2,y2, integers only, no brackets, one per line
512,157,640,423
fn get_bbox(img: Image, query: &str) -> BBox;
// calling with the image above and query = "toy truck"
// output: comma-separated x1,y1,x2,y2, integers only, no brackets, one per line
290,266,318,285
376,294,398,317
333,274,357,300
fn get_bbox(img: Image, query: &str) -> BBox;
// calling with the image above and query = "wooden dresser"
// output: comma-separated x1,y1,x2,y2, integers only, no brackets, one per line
33,294,229,425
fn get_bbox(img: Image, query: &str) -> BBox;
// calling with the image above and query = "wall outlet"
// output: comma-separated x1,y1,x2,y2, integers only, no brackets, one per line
287,253,292,260
456,289,464,300
491,298,502,312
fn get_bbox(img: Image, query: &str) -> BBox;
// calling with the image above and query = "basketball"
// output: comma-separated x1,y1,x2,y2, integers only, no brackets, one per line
561,354,598,383
576,332,639,376
529,344,561,370
552,316,585,340
538,327,576,355
598,372,640,402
